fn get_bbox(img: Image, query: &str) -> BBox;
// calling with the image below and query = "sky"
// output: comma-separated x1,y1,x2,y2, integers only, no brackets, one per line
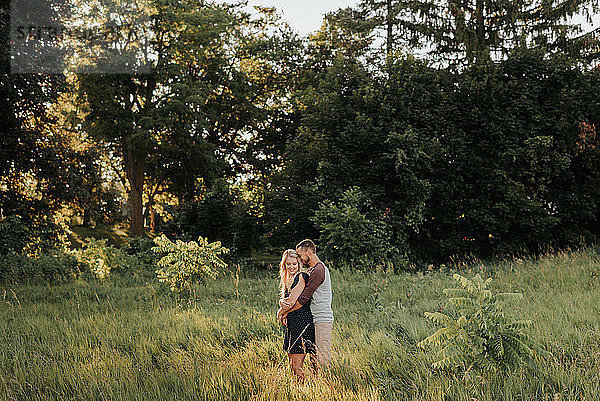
234,0,359,36
228,0,599,37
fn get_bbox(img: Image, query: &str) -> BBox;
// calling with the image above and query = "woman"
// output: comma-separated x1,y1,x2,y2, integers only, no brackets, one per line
278,249,316,380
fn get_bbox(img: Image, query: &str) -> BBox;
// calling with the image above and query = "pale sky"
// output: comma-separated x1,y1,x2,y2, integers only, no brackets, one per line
229,0,599,37
235,0,359,36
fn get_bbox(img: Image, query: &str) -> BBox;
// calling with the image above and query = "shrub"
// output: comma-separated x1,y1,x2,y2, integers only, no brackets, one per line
0,249,82,283
311,187,399,267
418,273,547,372
151,234,229,293
75,237,131,279
124,236,160,266
33,251,83,282
0,215,30,255
0,214,63,256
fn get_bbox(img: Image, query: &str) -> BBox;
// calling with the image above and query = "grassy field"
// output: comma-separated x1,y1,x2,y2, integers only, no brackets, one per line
1,247,600,400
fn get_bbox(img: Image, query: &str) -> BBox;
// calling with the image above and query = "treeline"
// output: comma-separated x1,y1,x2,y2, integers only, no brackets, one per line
268,49,600,265
1,0,600,268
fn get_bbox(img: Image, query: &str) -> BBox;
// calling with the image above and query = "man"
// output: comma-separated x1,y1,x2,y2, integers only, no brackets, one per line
277,239,333,367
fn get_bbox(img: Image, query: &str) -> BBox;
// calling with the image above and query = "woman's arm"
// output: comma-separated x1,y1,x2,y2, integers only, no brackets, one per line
277,273,306,321
286,273,306,306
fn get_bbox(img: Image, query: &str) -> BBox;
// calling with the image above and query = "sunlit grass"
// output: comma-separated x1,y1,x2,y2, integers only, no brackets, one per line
67,225,148,248
2,246,600,400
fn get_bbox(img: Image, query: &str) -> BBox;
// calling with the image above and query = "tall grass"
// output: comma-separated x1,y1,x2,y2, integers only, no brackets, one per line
1,246,600,400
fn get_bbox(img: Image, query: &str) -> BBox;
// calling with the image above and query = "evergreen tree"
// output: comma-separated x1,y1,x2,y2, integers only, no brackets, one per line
351,0,600,66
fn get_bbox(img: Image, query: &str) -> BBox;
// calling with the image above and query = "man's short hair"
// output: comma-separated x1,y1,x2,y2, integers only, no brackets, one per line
296,239,316,253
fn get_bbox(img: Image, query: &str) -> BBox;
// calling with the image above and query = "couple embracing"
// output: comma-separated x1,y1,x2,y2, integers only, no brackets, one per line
277,239,333,381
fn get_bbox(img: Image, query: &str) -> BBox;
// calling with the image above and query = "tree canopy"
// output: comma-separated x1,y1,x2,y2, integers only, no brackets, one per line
2,0,600,266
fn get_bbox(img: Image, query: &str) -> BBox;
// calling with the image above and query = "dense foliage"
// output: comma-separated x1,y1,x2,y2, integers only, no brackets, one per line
311,187,400,266
161,181,261,258
273,48,600,265
0,250,82,284
2,0,600,269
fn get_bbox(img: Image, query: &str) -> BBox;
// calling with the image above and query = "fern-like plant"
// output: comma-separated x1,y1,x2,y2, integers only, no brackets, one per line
418,273,546,371
151,234,229,293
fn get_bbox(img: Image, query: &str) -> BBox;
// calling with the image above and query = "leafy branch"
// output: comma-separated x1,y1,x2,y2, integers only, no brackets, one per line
151,234,229,293
418,273,548,372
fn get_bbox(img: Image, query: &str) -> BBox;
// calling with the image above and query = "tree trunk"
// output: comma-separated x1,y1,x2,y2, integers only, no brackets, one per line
124,144,145,237
149,204,156,232
475,0,486,61
83,206,91,227
143,200,157,232
386,0,393,56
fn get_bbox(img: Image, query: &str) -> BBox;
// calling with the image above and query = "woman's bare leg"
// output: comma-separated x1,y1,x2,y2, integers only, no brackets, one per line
289,353,306,381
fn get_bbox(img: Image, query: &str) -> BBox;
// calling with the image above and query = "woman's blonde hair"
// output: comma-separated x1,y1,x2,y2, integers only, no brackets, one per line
279,249,300,299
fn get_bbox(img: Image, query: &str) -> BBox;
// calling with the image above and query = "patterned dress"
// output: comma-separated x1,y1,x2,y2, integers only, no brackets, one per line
283,272,316,354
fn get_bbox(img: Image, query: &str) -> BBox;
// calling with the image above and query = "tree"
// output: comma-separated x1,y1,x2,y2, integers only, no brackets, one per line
564,26,600,68
76,0,233,236
349,0,600,66
265,53,445,257
78,1,306,237
0,1,89,249
418,48,600,261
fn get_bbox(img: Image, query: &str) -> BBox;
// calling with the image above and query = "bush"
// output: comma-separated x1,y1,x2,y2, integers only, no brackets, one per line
124,236,160,266
75,237,145,279
0,214,64,256
0,215,30,255
311,187,399,267
34,251,84,282
0,190,68,255
75,238,114,279
0,249,82,284
151,233,229,293
418,274,547,372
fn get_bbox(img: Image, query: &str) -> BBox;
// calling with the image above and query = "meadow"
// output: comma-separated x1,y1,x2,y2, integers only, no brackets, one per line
1,248,600,401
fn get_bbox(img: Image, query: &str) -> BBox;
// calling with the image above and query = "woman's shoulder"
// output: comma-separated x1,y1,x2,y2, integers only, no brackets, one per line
292,271,308,284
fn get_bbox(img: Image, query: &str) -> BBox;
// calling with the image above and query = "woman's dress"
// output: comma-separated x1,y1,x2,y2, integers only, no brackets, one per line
283,272,316,354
